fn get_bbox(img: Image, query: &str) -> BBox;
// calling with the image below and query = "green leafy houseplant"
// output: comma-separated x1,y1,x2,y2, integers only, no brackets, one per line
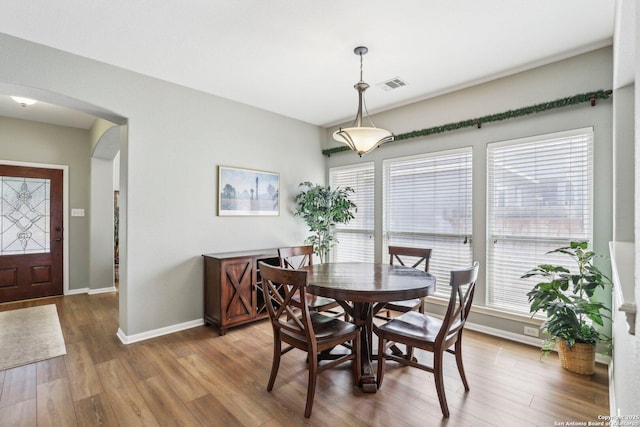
294,182,357,263
522,241,611,373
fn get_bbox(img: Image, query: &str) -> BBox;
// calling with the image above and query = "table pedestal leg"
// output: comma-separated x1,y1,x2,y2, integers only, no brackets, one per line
352,302,377,393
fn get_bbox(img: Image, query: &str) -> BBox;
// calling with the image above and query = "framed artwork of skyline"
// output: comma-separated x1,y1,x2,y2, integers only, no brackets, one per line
218,166,280,216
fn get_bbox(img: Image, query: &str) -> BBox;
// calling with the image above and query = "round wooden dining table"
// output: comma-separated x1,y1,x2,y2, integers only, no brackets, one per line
304,262,436,392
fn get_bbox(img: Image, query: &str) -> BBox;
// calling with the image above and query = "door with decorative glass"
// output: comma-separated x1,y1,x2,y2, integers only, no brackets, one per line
0,165,63,302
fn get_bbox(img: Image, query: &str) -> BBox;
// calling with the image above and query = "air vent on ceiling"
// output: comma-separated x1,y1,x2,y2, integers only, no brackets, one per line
377,77,408,91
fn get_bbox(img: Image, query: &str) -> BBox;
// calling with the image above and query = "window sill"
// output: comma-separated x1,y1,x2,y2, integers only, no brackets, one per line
425,295,544,326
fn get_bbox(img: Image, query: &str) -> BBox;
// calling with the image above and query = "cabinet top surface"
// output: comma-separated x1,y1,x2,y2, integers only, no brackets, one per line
203,248,279,260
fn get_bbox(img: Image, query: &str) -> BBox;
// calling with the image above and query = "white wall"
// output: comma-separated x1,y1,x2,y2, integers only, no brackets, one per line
608,0,640,417
89,156,116,292
113,152,120,191
88,119,120,294
325,47,614,341
0,33,324,337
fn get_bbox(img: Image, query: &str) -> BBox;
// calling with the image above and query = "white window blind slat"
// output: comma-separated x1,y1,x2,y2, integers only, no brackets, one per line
383,148,473,297
329,163,375,262
486,128,593,314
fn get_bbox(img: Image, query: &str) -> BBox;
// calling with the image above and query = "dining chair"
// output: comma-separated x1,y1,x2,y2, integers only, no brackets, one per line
278,246,343,316
258,262,361,418
380,246,433,319
374,261,479,418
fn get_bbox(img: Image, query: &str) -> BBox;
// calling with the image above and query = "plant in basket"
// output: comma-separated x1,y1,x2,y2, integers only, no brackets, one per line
522,241,611,375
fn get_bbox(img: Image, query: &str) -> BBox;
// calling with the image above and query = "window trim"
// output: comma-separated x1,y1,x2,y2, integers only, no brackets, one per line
485,127,594,315
382,146,474,298
329,161,375,263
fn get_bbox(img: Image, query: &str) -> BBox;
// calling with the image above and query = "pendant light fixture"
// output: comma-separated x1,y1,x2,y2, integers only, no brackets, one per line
11,96,38,107
332,46,394,156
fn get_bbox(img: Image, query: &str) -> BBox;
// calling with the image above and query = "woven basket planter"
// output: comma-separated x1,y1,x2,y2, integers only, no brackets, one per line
557,340,596,375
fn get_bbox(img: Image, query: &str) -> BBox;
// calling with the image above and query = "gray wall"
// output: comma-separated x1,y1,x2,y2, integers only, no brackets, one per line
0,116,91,291
0,33,324,337
88,120,120,294
325,47,615,342
89,156,116,292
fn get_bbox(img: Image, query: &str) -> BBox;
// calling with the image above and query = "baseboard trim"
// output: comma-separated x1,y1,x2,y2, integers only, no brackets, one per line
88,286,116,295
608,358,616,416
465,320,543,347
465,320,611,365
66,287,116,296
116,318,204,345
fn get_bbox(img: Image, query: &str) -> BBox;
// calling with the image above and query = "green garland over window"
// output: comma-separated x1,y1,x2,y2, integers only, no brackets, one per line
322,89,612,156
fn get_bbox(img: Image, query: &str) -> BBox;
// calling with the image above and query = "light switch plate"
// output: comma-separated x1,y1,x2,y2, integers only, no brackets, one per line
71,208,85,217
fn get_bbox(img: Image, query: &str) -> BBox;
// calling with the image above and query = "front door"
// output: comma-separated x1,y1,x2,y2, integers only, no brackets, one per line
0,165,63,302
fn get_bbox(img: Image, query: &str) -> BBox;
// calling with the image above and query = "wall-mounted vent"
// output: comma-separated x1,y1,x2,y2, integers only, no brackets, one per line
377,77,408,91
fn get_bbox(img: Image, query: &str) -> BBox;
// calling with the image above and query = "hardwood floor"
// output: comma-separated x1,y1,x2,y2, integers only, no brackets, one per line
0,292,609,426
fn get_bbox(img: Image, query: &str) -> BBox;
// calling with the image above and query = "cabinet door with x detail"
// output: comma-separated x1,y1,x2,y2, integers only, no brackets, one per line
220,258,255,324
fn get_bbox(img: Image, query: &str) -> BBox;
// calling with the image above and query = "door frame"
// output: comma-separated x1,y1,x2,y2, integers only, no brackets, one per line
1,159,69,295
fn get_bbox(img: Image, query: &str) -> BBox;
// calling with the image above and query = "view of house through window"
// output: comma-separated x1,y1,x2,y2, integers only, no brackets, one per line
486,128,594,314
383,148,473,298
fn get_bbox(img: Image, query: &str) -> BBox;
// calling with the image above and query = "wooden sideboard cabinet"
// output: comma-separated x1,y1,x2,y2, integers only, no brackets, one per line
203,249,280,335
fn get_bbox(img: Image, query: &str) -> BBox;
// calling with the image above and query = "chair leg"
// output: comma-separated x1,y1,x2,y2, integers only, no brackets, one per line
377,336,386,389
304,352,319,418
433,349,450,418
267,332,281,391
454,338,469,391
405,345,415,361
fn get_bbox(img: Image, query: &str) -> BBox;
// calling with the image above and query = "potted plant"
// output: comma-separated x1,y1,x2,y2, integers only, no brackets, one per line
294,181,357,263
522,241,611,375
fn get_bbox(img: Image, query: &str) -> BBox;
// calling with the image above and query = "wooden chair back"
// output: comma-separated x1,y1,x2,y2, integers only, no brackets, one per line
438,261,479,344
278,245,342,316
389,246,432,272
278,245,314,269
260,262,315,344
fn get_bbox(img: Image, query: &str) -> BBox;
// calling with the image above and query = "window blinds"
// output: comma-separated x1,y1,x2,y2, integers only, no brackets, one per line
486,129,593,314
383,149,473,297
329,163,375,262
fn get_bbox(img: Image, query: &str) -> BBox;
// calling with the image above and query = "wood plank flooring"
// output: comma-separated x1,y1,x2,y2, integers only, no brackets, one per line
0,292,609,426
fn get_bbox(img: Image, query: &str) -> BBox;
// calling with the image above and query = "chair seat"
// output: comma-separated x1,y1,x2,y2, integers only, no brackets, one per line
293,294,340,312
384,298,422,312
283,312,358,342
375,310,442,344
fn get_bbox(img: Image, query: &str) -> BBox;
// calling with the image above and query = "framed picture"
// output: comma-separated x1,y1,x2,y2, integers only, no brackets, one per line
218,166,280,216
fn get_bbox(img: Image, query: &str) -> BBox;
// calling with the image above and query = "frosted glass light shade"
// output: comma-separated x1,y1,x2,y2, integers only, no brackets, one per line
333,126,394,156
11,96,38,106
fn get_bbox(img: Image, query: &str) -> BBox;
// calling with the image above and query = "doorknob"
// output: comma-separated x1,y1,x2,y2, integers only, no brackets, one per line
55,237,63,242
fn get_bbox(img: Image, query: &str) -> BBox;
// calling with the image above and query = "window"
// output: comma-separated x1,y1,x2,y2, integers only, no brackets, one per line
383,148,473,297
486,128,593,314
329,163,375,262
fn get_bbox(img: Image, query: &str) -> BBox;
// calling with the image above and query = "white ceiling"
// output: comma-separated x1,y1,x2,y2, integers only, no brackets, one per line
0,1,615,129
0,95,97,129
